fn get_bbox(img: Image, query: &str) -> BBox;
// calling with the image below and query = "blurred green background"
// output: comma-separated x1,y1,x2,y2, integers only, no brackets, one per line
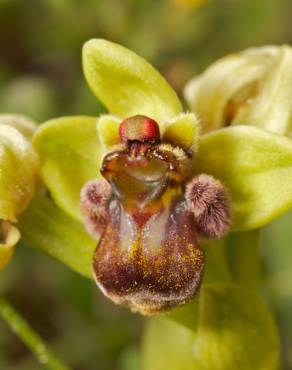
1,0,292,369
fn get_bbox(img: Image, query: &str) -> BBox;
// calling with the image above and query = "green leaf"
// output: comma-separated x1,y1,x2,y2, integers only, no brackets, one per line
196,125,292,230
18,194,96,278
143,284,280,370
83,39,182,123
0,297,71,370
143,317,196,370
0,125,38,221
33,116,102,221
193,284,280,370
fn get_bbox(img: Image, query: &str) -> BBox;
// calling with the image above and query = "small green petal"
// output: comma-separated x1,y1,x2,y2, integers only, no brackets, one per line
0,221,20,271
83,39,182,122
196,125,292,230
143,284,280,370
19,194,96,278
97,114,121,149
0,114,37,138
33,116,102,221
0,125,38,221
163,113,200,152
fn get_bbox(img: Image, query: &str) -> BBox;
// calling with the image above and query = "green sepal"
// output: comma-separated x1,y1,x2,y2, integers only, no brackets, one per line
33,116,102,221
143,284,280,370
18,194,96,278
83,39,182,123
196,125,292,230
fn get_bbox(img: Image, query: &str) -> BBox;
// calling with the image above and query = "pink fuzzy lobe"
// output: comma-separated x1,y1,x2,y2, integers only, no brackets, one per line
185,174,230,238
80,179,112,239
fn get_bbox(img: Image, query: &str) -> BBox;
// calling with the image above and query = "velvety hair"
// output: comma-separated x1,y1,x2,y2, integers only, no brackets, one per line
185,174,230,238
80,179,112,239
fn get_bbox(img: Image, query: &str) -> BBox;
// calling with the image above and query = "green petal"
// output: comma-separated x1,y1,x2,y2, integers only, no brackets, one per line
163,113,200,152
196,125,292,230
97,114,121,149
0,125,38,221
19,194,96,278
33,116,102,221
143,284,280,370
83,39,182,122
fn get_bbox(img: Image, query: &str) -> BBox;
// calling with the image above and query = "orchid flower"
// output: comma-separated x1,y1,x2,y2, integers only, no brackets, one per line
17,40,292,370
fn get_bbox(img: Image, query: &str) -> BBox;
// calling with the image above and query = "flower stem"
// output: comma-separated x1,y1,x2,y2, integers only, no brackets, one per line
226,229,261,288
0,297,71,370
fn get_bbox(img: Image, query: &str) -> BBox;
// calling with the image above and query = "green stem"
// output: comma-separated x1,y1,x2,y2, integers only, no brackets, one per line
204,238,233,283
226,229,261,288
0,297,71,370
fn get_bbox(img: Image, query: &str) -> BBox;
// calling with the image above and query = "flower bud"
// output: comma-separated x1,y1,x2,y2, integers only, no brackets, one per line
0,115,38,271
0,123,38,221
184,45,292,136
0,221,20,271
0,114,37,138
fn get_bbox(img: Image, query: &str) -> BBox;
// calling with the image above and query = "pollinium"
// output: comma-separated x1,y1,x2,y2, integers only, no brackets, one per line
81,115,230,315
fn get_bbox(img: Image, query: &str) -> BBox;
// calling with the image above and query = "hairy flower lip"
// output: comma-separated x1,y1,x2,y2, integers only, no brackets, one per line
92,196,205,315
